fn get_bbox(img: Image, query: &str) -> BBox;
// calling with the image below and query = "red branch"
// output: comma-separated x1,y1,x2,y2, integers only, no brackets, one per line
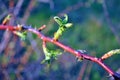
0,25,120,80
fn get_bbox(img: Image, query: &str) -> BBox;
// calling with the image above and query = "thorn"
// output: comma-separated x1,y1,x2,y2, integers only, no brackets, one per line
77,50,87,54
35,27,37,30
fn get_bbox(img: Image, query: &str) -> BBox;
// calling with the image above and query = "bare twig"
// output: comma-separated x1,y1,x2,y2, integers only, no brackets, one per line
58,1,91,16
102,0,120,44
20,46,33,64
84,62,93,80
0,30,12,54
2,69,10,80
27,33,43,60
13,0,24,16
21,0,36,24
77,60,88,80
37,0,54,9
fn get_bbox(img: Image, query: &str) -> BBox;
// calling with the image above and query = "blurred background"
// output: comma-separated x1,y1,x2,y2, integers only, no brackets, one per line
0,0,120,80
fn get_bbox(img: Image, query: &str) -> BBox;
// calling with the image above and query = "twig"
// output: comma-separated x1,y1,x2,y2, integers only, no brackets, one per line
102,0,120,44
2,69,10,80
0,25,120,80
0,0,15,54
20,46,33,64
21,0,36,24
58,1,90,16
84,62,93,80
77,60,88,80
37,0,54,9
13,0,24,16
27,33,43,60
0,31,12,54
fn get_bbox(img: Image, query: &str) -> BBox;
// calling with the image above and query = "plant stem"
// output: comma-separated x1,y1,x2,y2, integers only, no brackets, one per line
0,25,120,80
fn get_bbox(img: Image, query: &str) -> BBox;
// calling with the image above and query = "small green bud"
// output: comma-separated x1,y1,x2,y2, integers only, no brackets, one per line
65,23,73,28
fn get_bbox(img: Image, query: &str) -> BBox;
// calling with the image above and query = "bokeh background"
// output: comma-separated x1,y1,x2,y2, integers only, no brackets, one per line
0,0,120,80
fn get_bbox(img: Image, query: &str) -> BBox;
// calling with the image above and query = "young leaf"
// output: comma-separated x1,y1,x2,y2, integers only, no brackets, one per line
54,16,63,26
50,49,62,59
42,46,51,64
53,14,73,41
14,31,27,40
65,23,73,28
62,14,68,24
42,43,62,64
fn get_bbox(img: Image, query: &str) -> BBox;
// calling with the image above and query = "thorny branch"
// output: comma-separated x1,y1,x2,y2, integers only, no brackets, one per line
0,25,120,80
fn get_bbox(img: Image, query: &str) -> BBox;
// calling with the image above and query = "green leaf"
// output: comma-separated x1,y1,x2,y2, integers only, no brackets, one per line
65,23,73,28
42,46,51,64
54,16,63,26
14,31,27,40
62,14,68,24
50,49,62,59
42,45,62,64
53,14,73,40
